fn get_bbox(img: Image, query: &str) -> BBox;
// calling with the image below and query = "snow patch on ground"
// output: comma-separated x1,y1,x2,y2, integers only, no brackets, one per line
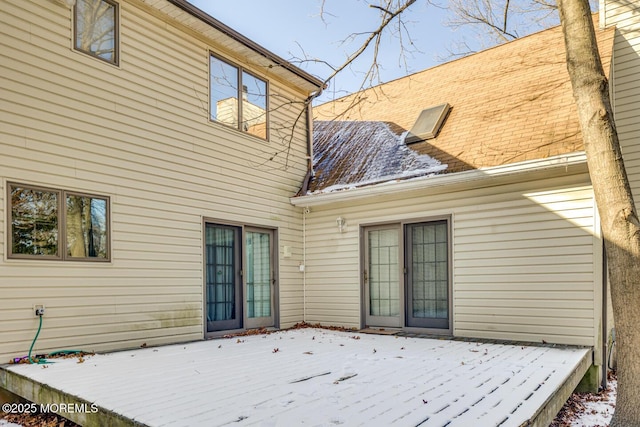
551,373,616,427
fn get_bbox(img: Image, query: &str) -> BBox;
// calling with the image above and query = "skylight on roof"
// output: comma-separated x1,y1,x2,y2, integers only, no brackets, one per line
405,103,451,144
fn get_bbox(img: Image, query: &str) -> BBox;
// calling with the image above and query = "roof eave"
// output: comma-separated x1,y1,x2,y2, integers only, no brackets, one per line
291,152,589,207
166,0,324,90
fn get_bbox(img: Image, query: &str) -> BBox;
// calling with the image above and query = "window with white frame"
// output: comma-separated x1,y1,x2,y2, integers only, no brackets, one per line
210,55,268,139
8,183,110,261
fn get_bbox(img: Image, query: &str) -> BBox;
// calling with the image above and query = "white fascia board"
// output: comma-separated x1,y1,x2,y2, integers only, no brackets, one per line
291,152,589,207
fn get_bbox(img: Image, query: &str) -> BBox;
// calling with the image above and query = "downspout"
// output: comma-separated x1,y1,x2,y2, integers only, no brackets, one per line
602,240,609,389
301,87,323,194
302,206,309,322
301,87,323,322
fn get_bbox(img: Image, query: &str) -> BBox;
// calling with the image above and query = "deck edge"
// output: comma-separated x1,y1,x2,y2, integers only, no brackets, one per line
520,348,593,427
1,365,145,427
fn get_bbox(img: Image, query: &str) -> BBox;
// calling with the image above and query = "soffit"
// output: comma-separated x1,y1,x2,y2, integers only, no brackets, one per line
137,0,323,93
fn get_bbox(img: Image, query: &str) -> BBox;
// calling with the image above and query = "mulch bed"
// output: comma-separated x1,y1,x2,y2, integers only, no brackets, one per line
1,412,80,427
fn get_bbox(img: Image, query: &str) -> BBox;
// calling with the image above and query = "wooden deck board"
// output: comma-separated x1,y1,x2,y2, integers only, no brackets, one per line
0,329,591,426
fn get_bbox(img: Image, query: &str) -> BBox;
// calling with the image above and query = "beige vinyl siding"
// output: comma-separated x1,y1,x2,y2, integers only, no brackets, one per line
303,217,361,326
603,1,640,208
302,175,600,348
0,0,310,361
454,187,598,346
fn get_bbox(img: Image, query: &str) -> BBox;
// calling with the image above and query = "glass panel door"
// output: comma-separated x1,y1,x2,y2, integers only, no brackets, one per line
205,224,242,332
406,221,450,329
245,228,274,328
364,226,402,328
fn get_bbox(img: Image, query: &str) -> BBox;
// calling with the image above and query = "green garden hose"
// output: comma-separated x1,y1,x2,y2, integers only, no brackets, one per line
27,315,46,364
26,315,86,364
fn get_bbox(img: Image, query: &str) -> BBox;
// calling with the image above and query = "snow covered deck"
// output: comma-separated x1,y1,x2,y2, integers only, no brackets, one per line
1,328,591,426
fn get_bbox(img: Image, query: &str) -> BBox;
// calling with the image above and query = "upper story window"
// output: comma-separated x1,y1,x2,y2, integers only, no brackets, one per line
8,183,110,261
210,55,268,139
74,0,119,65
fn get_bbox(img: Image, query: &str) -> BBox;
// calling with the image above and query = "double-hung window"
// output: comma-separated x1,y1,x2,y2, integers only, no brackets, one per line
210,55,268,139
8,183,110,261
74,0,119,65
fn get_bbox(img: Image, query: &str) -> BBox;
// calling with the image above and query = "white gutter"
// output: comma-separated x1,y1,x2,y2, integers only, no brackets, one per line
291,152,588,207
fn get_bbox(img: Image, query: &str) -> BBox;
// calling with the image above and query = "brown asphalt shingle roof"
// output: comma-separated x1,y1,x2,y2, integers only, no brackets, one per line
308,15,614,194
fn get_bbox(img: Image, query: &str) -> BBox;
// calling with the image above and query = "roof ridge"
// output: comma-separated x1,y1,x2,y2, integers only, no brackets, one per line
318,12,602,106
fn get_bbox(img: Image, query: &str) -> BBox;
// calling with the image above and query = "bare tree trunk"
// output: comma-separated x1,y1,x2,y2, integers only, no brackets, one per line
557,0,640,425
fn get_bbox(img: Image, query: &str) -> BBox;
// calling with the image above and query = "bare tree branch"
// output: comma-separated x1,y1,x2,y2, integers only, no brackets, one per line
320,0,418,89
503,0,511,33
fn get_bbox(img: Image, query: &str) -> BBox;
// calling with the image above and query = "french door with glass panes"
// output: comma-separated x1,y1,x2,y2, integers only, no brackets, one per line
364,225,403,328
363,219,451,331
244,227,275,329
204,223,275,334
405,220,450,329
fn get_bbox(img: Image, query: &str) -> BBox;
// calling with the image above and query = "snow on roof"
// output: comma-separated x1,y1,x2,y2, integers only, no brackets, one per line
313,16,615,176
308,121,447,194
